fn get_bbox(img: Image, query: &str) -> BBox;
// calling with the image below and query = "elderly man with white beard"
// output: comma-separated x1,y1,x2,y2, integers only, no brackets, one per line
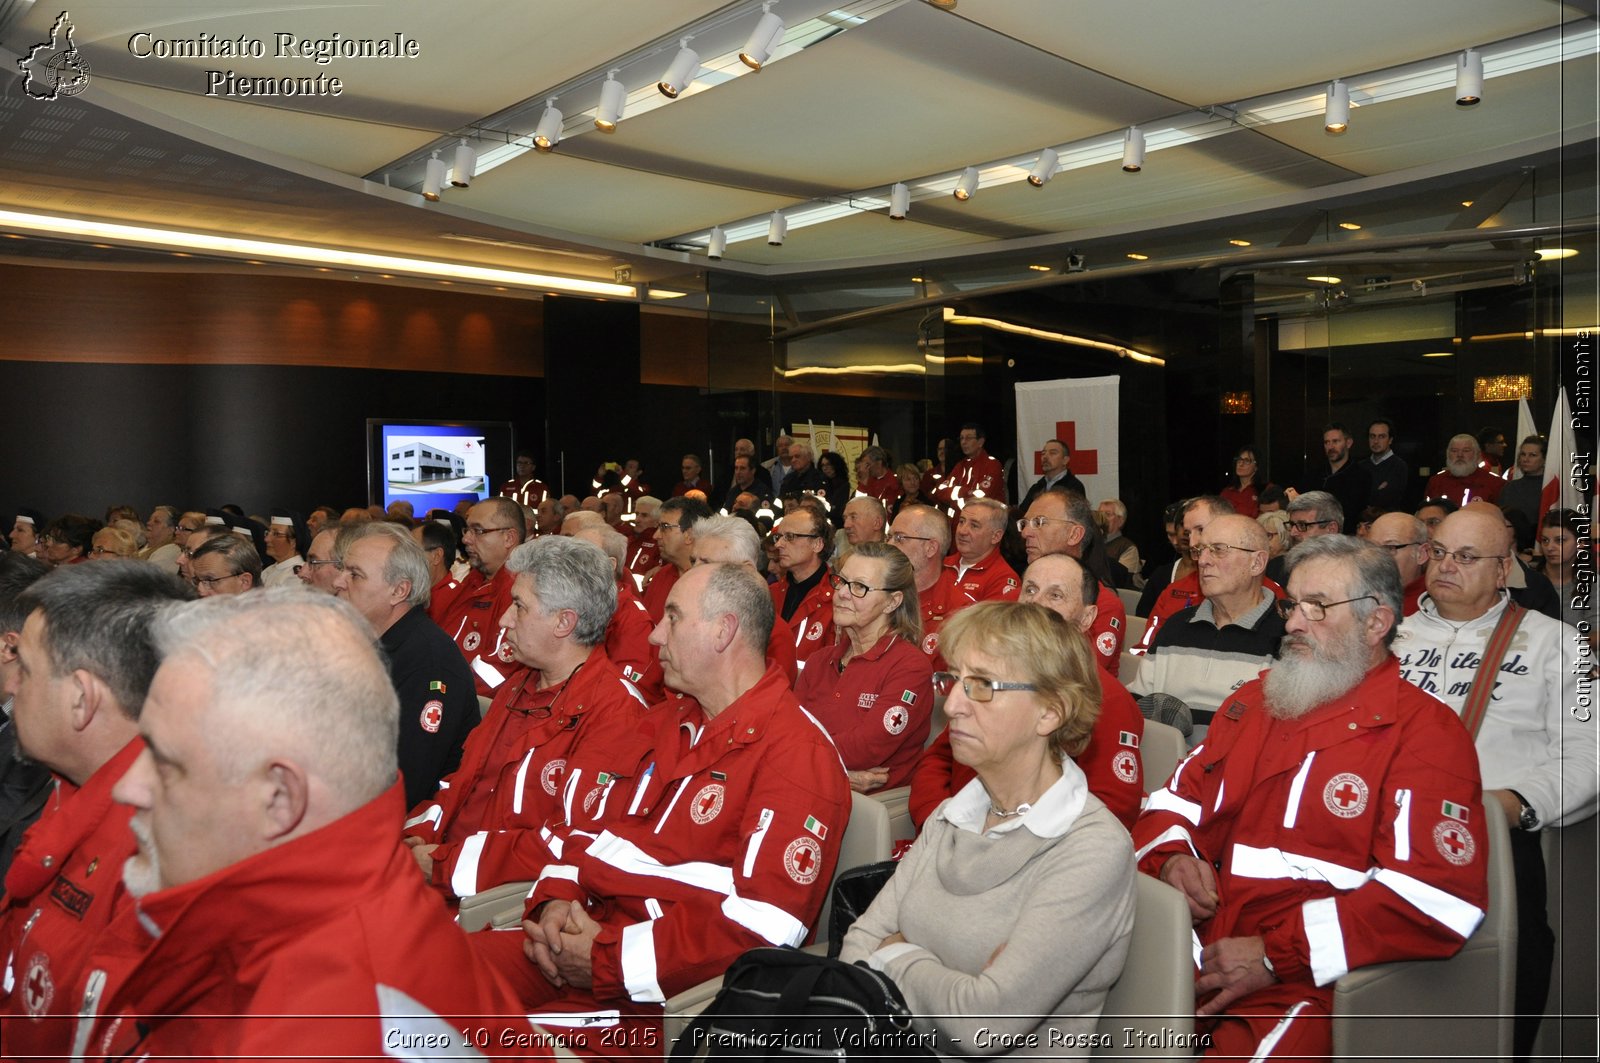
1132,535,1488,1060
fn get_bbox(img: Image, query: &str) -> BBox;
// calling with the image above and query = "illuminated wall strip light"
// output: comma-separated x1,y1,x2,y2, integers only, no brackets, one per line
943,308,1165,365
680,24,1592,250
777,363,927,377
0,209,638,298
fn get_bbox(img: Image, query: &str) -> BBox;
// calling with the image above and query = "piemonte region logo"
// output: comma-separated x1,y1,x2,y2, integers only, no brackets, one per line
19,11,92,100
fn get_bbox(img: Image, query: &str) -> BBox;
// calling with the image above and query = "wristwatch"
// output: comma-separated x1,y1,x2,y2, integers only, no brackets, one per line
1507,789,1539,831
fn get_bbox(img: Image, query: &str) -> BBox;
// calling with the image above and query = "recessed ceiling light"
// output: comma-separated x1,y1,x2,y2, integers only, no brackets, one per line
1537,248,1577,260
1308,275,1341,283
910,276,924,283
1422,351,1455,358
1028,264,1050,272
91,243,112,249
1228,239,1251,247
648,289,689,299
1460,200,1474,207
171,252,191,257
1126,252,1149,261
1338,222,1362,231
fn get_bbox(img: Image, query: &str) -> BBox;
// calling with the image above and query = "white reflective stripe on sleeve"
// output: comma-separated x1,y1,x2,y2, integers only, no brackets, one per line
450,833,489,898
587,830,735,894
471,655,506,688
1144,788,1202,826
743,808,775,877
1282,751,1316,830
646,897,664,920
1191,930,1204,971
1133,823,1198,863
3,949,11,994
1392,788,1413,862
653,776,694,834
563,769,583,825
620,920,666,1004
1301,896,1349,986
438,780,451,790
722,890,808,947
592,779,617,821
525,1010,621,1029
1373,868,1485,940
510,749,537,816
535,864,581,887
539,824,564,861
403,804,443,831
1214,779,1225,812
619,677,649,708
1250,1000,1312,1062
1230,844,1373,890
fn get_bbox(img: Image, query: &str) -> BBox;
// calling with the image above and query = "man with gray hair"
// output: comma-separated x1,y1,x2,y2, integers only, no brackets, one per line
763,433,794,497
1423,432,1504,507
188,533,263,597
689,515,798,684
332,522,478,809
84,591,543,1059
0,553,50,879
888,504,971,667
1265,489,1344,587
570,522,664,701
0,562,193,1057
405,536,648,901
1134,536,1488,1060
947,497,1019,603
1368,511,1431,614
1097,499,1142,582
476,562,849,1051
840,495,887,550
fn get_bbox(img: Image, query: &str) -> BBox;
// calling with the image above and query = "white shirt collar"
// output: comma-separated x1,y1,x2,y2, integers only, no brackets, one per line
938,757,1090,839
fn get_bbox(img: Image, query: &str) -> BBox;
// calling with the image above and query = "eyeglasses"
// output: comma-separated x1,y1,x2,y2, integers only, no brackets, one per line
1285,518,1336,533
1274,595,1376,622
176,524,203,534
1016,516,1078,532
773,531,819,543
830,573,890,598
1426,544,1507,567
266,528,294,539
89,546,115,556
932,672,1038,702
1193,542,1262,559
38,535,59,546
464,525,516,537
194,572,244,588
658,521,684,533
300,558,342,573
886,531,933,545
1377,541,1426,553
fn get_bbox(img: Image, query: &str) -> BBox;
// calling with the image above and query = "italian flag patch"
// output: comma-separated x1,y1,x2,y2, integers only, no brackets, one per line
1442,800,1470,822
900,689,917,706
429,680,447,692
1119,730,1140,748
624,666,643,683
804,815,828,840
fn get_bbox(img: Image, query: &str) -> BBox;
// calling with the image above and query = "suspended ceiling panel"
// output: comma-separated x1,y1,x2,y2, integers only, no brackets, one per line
955,0,1586,106
595,1,1178,193
1261,63,1581,176
721,211,997,266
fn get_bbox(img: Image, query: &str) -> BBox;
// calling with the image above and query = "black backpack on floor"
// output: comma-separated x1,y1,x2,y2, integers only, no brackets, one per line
669,946,936,1060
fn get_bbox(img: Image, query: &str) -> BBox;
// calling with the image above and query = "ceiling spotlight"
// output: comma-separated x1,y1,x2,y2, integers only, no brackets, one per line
1455,48,1483,106
421,151,444,201
889,182,910,220
1338,221,1362,230
1324,79,1350,134
1229,238,1252,247
1536,248,1577,260
595,70,625,131
450,139,476,188
953,166,979,201
533,99,563,151
1126,252,1149,261
1027,148,1059,187
1027,264,1051,272
739,3,784,70
1121,127,1145,172
707,226,726,259
766,212,787,246
658,38,700,98
1308,275,1342,284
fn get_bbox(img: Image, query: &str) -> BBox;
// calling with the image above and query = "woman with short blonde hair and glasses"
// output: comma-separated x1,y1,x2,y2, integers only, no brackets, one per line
841,601,1135,1054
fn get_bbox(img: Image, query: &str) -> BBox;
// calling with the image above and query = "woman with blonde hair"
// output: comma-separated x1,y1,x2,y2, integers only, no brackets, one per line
841,601,1135,1054
795,541,931,793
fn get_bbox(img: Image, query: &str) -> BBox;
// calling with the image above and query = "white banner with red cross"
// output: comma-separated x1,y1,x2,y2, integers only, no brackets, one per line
1013,376,1119,503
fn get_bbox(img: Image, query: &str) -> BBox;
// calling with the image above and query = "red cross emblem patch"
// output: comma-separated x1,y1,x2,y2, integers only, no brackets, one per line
1112,750,1138,784
22,952,53,1018
462,630,482,652
883,706,909,735
1095,631,1117,657
921,632,939,656
540,758,568,796
1323,773,1369,818
1433,821,1477,865
420,700,444,734
690,782,725,825
784,836,822,885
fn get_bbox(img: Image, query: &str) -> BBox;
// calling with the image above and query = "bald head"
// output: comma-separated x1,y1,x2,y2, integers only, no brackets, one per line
1018,553,1098,632
1425,506,1514,621
1369,512,1430,586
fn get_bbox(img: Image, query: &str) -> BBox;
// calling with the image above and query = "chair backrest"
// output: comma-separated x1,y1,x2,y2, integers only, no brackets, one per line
1139,720,1186,794
477,694,493,719
1093,875,1194,1057
1122,612,1147,649
1330,802,1516,1062
811,791,892,945
1117,650,1142,686
1117,587,1143,618
870,785,916,844
926,692,947,748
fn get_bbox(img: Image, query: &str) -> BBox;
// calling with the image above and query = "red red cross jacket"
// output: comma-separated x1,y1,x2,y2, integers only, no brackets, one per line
771,572,835,672
914,567,975,671
1089,582,1127,672
435,565,518,697
945,547,1021,603
501,476,550,507
84,784,547,1062
404,645,649,899
794,633,935,791
861,472,902,507
608,583,664,703
509,666,850,1046
1132,658,1487,1007
639,563,679,626
931,449,1007,506
0,740,142,1059
909,666,1146,832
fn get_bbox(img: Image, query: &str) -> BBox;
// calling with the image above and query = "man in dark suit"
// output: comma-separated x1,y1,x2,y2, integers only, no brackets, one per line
1017,437,1086,516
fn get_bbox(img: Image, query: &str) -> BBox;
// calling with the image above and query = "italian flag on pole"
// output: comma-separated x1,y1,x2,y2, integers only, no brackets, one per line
1540,387,1584,521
